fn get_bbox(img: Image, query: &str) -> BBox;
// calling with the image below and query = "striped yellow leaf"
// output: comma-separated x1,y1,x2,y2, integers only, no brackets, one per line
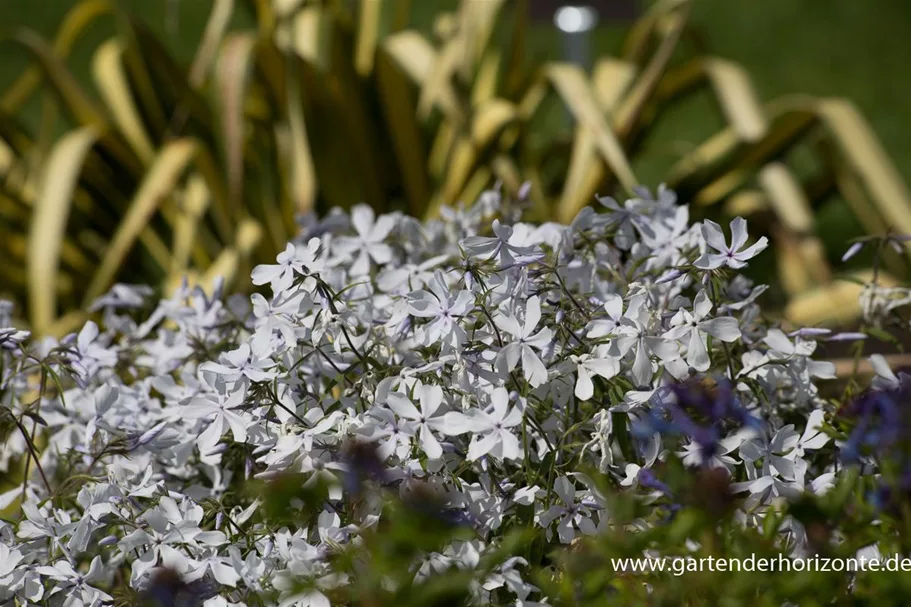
169,174,211,282
592,58,638,113
455,0,506,80
621,0,690,65
376,38,430,216
815,98,911,259
416,34,465,124
189,0,236,88
8,29,108,129
520,63,637,222
354,0,383,77
92,39,155,164
285,64,317,215
201,218,263,293
215,33,259,220
757,163,813,234
28,126,100,333
614,0,691,140
84,138,198,306
785,270,899,327
654,57,767,142
559,58,639,224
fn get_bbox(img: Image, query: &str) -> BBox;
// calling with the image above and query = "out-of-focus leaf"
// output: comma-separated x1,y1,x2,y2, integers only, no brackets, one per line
126,15,219,149
825,140,906,277
46,309,90,338
547,64,637,192
169,174,211,282
559,127,599,224
559,58,638,224
188,0,236,88
621,0,689,65
382,30,437,91
458,166,492,209
285,63,316,215
7,29,108,129
772,225,827,296
757,163,813,233
431,136,473,214
722,189,768,218
428,120,456,181
1,0,114,113
8,28,145,182
84,139,198,305
430,99,516,214
672,94,911,271
0,140,12,176
248,0,277,35
0,108,34,159
667,100,818,203
652,57,767,142
216,33,258,220
28,126,100,333
286,7,391,212
354,0,383,77
470,99,516,147
92,39,155,164
785,270,899,327
591,58,638,113
324,19,390,211
519,63,636,222
416,33,465,124
491,154,522,196
814,98,911,262
614,0,691,141
390,0,411,31
116,14,171,138
471,50,501,108
454,0,505,82
376,36,429,216
201,218,262,293
757,164,831,292
503,0,528,97
288,4,330,69
5,0,911,332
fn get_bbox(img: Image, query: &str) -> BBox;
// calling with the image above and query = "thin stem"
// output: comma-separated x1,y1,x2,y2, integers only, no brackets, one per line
318,278,370,371
21,367,48,498
267,383,309,426
13,413,52,496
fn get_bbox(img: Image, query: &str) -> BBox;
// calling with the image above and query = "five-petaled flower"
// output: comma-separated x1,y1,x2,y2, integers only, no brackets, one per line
495,296,554,387
695,217,768,270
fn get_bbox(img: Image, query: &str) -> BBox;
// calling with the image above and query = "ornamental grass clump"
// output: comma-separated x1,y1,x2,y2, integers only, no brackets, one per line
6,0,911,333
1,186,910,605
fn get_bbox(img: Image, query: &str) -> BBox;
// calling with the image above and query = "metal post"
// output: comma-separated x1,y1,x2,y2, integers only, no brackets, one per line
554,5,599,72
554,5,598,126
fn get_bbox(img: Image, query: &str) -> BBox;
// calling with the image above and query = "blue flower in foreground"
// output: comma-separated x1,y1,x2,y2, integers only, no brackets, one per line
634,378,762,464
839,381,911,464
839,379,911,514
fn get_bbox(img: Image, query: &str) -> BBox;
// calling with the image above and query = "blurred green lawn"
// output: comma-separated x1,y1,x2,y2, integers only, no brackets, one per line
3,0,911,260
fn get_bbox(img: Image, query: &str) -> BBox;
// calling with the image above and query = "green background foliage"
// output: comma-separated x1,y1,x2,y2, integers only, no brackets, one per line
6,0,911,214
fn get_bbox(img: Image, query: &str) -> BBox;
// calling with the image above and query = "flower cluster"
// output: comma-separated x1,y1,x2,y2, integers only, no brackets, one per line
0,187,900,605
